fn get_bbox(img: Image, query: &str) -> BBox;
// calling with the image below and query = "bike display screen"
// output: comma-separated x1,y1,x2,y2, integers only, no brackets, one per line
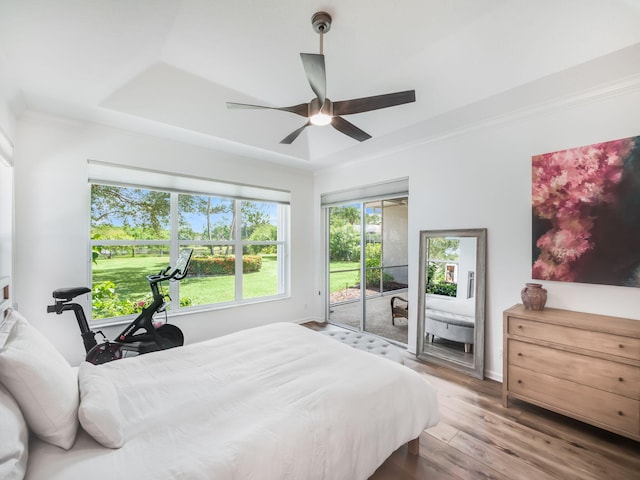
171,248,193,279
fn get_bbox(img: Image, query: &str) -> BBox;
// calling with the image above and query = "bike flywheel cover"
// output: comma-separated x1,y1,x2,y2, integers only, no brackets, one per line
156,324,184,347
86,342,123,365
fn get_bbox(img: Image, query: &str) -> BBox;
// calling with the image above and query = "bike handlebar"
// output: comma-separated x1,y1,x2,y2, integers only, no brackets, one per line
146,265,187,284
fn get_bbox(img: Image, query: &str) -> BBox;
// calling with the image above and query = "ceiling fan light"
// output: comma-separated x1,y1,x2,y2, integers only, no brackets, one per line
310,113,332,126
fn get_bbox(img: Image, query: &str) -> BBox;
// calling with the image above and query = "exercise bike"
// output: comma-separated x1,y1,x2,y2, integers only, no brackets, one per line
47,248,193,365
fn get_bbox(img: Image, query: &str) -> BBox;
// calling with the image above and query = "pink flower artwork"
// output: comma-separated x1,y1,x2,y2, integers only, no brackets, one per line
531,135,640,286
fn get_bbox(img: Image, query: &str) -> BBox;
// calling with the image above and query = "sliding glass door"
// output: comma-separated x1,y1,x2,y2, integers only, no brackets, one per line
328,203,362,331
327,197,408,344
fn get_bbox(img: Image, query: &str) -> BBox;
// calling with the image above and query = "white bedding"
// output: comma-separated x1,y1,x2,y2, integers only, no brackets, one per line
25,323,438,480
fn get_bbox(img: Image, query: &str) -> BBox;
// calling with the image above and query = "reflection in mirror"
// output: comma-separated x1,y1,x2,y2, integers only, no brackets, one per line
416,229,486,379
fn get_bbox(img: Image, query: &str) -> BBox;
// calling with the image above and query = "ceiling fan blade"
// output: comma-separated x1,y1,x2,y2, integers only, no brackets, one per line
331,116,371,142
226,102,309,117
332,90,416,116
280,121,311,144
300,53,326,106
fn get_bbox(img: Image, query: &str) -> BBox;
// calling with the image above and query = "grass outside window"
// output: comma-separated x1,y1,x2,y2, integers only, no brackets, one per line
92,254,282,319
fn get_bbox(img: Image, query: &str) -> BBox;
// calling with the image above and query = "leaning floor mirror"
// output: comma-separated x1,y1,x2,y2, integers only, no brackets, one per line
416,228,487,379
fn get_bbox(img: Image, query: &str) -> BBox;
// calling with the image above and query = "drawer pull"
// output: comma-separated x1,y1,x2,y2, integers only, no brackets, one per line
618,344,624,349
617,411,624,416
618,377,624,382
517,353,523,356
517,380,522,384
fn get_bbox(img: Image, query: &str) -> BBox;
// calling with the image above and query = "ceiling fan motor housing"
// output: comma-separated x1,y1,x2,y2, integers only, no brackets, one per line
310,97,332,116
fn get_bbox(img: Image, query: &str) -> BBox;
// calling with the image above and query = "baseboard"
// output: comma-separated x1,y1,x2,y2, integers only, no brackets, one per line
484,369,503,383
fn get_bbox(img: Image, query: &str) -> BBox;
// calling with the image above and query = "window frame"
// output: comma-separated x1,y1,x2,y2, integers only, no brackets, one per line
89,183,290,325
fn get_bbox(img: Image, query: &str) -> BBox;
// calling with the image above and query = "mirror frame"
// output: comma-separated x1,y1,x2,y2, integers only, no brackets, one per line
416,228,487,379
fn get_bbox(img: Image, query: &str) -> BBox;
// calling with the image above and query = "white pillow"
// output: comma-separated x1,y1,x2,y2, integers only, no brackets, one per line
0,383,28,480
78,362,125,448
0,310,79,449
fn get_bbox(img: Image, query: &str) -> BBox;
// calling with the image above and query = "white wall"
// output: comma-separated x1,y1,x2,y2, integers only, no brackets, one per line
0,78,16,142
13,113,316,365
315,86,640,380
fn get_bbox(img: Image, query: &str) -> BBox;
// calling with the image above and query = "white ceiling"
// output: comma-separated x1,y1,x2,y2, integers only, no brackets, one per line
1,0,640,170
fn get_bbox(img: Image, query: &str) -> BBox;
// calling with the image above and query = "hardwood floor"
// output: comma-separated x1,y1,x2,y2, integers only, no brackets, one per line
304,323,640,480
377,358,640,480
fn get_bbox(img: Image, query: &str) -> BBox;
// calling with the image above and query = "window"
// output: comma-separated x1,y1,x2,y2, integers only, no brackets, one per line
426,237,460,298
90,183,289,321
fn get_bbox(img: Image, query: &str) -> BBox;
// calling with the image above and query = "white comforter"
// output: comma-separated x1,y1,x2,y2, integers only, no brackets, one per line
26,323,438,480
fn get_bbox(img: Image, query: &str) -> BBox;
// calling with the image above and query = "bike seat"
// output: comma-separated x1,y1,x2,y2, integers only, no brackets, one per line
52,287,91,301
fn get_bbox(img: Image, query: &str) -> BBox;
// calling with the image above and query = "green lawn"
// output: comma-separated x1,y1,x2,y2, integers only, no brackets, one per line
329,261,360,293
93,255,361,319
93,255,169,303
93,254,280,313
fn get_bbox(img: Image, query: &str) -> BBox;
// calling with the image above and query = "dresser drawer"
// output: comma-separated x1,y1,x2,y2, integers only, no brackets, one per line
508,340,640,399
508,318,640,360
508,365,640,435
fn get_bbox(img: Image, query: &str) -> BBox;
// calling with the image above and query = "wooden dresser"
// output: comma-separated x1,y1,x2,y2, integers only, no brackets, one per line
503,304,640,441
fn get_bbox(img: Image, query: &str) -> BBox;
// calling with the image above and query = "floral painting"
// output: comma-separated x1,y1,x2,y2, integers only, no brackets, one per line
532,135,640,286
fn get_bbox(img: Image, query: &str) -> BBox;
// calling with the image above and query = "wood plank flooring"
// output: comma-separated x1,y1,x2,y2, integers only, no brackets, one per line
304,322,640,480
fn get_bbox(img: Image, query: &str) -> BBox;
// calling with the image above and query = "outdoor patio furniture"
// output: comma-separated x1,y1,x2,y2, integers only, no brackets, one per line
391,296,408,325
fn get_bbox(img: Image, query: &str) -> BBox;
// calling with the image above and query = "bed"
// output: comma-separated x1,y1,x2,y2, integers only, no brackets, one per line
425,296,475,352
0,309,439,480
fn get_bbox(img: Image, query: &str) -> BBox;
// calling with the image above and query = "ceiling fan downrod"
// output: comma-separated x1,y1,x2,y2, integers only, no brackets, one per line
311,11,331,55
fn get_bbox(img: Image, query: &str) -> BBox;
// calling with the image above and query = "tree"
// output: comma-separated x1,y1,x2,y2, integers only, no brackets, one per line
179,195,233,255
241,202,272,238
328,205,362,262
177,196,275,256
427,238,460,262
330,205,360,226
247,224,277,254
425,238,460,297
91,185,171,257
93,187,277,258
329,224,359,261
91,185,170,234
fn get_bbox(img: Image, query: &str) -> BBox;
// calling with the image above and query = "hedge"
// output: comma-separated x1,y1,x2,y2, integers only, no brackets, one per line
427,282,457,297
187,255,262,276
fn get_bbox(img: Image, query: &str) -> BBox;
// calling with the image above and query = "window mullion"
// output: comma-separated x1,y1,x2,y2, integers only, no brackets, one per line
169,192,180,310
234,199,242,301
278,204,286,295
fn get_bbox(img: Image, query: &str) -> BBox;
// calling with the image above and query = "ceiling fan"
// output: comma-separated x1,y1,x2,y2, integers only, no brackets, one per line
227,11,416,145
